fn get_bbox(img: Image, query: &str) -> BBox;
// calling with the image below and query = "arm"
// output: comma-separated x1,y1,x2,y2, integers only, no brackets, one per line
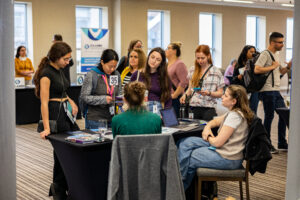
80,72,109,105
180,80,193,104
202,115,225,141
207,125,235,147
279,60,292,75
172,62,189,99
254,62,279,74
40,77,51,139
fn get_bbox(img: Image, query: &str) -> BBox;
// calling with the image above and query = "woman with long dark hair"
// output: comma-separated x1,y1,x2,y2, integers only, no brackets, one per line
80,49,121,129
33,42,79,199
232,45,259,113
130,47,172,114
180,45,224,121
15,45,34,85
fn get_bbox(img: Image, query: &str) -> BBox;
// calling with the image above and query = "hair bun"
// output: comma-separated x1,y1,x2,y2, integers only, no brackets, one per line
173,41,182,48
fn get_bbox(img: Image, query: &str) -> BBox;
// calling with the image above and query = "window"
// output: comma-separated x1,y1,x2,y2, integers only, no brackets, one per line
147,10,170,53
75,6,108,72
199,13,222,68
286,18,293,61
246,15,266,52
14,2,33,60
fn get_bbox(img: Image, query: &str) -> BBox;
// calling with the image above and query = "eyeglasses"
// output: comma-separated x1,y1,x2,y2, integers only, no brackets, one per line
63,57,72,62
274,41,284,44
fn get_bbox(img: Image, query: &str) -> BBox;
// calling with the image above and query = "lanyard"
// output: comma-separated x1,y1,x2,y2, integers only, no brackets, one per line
102,75,114,96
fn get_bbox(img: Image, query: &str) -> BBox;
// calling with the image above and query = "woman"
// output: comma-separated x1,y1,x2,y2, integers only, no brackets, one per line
131,47,172,115
33,42,79,199
165,42,188,117
120,48,146,92
80,49,121,129
177,85,254,189
15,45,35,85
117,39,143,74
224,58,237,86
112,82,161,138
180,45,224,121
233,45,259,114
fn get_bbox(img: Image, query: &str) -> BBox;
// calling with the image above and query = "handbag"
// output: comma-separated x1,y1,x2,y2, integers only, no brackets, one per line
37,70,64,133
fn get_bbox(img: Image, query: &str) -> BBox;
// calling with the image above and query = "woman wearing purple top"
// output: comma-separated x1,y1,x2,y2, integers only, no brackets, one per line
166,42,189,117
224,58,237,86
131,47,172,115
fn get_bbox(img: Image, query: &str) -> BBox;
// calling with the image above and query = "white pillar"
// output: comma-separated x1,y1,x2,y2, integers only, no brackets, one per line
285,1,300,199
0,0,16,199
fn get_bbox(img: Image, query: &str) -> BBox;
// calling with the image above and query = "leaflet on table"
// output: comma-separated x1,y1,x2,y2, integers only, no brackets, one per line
162,127,180,135
65,132,99,144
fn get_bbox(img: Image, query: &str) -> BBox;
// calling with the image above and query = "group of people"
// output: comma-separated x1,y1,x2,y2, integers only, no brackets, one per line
15,34,73,86
224,32,292,154
34,31,291,199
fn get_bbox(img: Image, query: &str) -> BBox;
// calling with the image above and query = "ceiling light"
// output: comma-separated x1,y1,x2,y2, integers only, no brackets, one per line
223,0,254,4
281,4,294,7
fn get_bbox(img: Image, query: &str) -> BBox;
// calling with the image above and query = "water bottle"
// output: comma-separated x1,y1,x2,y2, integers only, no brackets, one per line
180,106,186,118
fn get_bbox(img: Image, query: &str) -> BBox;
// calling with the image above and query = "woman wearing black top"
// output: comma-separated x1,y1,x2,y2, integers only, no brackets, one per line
33,42,79,200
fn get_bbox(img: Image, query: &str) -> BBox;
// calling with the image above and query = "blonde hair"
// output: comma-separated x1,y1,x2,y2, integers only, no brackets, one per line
169,41,182,57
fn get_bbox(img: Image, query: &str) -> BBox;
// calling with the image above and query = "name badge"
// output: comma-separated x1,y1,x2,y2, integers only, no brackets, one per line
153,104,158,114
109,106,115,115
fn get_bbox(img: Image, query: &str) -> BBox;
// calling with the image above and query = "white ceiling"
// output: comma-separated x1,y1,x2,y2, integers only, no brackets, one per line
160,0,294,10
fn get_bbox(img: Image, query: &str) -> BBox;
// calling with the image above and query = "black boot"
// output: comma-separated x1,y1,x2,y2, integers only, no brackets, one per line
49,183,67,200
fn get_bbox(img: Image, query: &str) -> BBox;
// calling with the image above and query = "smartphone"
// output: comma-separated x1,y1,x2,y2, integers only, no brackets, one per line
193,87,201,91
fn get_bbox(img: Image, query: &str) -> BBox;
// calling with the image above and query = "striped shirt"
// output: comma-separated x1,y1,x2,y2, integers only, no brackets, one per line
187,65,224,108
122,72,132,93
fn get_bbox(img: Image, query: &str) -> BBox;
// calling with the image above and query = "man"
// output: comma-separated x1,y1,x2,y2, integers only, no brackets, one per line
254,32,292,154
53,34,74,84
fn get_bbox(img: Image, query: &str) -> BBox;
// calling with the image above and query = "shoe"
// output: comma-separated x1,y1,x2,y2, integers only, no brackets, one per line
278,143,288,151
270,145,279,154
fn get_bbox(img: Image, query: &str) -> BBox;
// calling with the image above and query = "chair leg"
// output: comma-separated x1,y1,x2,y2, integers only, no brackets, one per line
239,181,243,200
245,179,250,200
195,178,202,200
194,178,198,200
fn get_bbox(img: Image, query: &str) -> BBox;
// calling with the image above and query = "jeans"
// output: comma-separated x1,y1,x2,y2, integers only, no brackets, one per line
172,97,181,118
147,101,163,116
177,137,243,190
190,107,217,121
258,91,287,146
249,92,259,114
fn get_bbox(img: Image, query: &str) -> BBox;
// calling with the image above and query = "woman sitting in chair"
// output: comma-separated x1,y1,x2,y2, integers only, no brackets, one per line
177,85,254,189
112,81,162,138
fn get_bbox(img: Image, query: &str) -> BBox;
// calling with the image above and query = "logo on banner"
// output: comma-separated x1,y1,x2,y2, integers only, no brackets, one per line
84,44,90,49
82,29,108,41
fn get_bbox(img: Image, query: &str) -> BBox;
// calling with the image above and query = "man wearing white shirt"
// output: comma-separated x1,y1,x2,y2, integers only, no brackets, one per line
255,32,292,154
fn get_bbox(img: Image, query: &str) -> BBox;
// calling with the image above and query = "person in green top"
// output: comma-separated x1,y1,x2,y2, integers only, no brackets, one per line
112,81,162,138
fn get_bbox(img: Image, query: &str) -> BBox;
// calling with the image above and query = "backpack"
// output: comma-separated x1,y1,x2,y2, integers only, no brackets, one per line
243,50,275,93
79,68,102,118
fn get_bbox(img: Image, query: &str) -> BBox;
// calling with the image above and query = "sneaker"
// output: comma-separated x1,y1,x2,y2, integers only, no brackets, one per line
278,143,288,151
270,145,279,154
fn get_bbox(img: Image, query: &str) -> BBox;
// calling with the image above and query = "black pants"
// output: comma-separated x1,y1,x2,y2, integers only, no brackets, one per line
48,101,79,195
172,96,181,118
190,107,217,121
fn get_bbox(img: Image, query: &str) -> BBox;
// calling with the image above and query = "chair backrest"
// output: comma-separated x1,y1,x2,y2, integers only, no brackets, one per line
107,134,185,200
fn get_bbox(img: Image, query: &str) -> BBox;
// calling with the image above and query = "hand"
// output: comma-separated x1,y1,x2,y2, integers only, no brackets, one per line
180,95,186,104
40,129,51,140
202,126,213,141
285,60,292,70
171,93,177,99
272,61,280,69
106,96,113,104
238,74,243,80
200,90,210,96
71,103,78,116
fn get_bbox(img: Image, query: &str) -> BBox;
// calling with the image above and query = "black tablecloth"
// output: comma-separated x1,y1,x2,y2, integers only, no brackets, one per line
16,85,82,125
275,107,290,128
47,126,206,200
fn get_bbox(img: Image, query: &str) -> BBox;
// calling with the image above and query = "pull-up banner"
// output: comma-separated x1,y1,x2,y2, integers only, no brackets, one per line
81,28,109,72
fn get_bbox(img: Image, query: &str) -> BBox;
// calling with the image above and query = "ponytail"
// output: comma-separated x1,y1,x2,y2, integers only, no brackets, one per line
33,57,50,98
